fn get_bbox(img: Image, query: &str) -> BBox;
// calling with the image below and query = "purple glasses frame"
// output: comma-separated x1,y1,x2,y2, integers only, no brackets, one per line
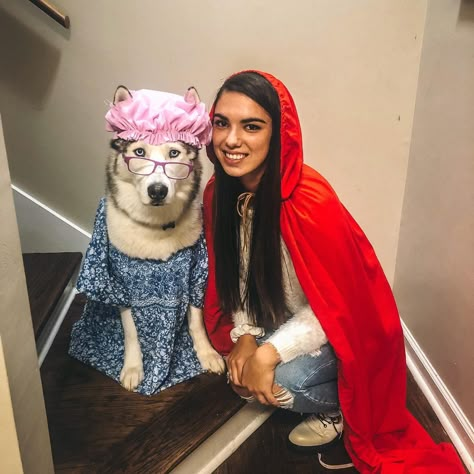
122,155,194,180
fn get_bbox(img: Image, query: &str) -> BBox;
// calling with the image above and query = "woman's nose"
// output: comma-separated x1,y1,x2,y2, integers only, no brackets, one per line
225,127,241,148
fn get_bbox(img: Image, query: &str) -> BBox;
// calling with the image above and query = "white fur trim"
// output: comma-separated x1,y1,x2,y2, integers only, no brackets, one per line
266,305,328,363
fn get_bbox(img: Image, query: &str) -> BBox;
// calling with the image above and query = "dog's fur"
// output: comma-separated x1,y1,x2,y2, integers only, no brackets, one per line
106,86,224,391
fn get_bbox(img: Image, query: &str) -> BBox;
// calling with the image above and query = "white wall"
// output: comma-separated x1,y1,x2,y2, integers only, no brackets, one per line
13,186,90,254
394,0,474,425
0,0,427,283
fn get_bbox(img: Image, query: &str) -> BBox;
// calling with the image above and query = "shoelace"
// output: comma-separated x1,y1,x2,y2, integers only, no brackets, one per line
317,413,343,434
318,453,354,470
316,413,354,470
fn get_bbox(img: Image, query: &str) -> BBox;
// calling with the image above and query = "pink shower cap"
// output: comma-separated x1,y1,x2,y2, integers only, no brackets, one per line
105,88,212,148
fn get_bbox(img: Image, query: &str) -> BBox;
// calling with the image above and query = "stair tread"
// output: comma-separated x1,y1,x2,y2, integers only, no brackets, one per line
23,252,82,341
41,294,244,473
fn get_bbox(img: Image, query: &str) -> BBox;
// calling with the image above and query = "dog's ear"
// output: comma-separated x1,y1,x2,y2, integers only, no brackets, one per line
110,138,129,152
113,85,132,105
184,87,200,105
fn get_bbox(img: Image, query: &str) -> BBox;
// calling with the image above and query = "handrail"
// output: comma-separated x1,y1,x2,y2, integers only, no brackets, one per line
28,0,70,29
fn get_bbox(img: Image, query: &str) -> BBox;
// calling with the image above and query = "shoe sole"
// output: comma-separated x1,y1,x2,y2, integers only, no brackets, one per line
287,433,343,454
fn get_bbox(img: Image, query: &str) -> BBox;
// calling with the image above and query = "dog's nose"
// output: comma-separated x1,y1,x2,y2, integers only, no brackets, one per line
148,184,168,203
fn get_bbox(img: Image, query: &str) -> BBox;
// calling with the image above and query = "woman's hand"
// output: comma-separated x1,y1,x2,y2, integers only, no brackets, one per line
241,343,281,406
226,334,258,387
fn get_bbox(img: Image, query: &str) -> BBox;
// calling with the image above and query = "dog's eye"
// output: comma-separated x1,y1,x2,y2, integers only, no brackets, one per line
169,149,181,159
134,148,146,157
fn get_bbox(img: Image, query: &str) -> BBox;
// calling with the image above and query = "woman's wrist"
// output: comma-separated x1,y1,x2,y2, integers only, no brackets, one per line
238,334,258,343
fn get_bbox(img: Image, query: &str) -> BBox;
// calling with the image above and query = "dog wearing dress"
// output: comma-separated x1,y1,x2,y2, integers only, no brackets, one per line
69,86,225,395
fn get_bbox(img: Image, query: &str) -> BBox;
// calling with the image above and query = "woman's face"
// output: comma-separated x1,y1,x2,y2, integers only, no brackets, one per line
212,91,272,192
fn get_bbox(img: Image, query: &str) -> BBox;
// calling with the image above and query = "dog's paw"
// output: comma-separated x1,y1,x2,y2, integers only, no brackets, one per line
197,349,226,374
120,364,144,392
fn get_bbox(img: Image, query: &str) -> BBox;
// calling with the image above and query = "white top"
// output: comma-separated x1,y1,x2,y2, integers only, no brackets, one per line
234,211,328,363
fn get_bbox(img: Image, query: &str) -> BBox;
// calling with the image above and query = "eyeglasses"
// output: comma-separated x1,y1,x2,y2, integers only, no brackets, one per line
122,156,194,180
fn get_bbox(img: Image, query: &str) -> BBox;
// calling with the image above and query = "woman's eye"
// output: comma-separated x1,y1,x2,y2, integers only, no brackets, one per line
169,149,181,158
134,148,146,157
213,119,227,128
245,123,261,131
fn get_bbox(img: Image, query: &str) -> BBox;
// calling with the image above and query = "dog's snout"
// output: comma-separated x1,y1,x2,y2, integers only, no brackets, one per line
147,183,168,204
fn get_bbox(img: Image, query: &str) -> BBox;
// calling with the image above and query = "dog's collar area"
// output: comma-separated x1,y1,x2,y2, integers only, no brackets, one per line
162,222,176,231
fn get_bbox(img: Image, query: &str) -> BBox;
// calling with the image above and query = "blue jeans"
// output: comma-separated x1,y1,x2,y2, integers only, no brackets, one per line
258,336,339,414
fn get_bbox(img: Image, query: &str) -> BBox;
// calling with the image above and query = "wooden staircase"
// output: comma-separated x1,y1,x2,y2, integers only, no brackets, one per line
25,252,244,473
24,253,466,474
23,252,82,350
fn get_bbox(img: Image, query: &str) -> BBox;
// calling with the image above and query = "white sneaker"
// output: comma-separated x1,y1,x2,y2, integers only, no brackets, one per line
288,412,343,452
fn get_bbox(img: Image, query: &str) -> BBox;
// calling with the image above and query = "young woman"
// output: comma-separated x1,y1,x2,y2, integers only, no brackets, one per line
202,70,463,473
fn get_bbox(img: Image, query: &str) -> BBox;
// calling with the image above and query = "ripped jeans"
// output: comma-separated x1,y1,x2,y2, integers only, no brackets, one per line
256,335,339,414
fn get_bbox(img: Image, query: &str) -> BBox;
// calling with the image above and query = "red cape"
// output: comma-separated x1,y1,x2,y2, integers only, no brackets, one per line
203,71,464,473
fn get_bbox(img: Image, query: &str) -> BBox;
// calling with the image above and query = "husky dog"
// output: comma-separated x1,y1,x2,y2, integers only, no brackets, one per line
69,86,225,394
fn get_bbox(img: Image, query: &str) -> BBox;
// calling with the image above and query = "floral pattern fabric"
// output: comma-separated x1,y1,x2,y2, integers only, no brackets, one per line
69,198,207,395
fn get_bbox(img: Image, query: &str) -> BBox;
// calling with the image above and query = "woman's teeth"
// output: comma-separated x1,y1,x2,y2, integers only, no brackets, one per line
225,152,246,161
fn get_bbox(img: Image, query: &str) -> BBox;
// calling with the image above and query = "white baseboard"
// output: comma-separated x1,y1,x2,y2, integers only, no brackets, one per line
12,185,88,365
170,404,274,474
37,286,78,367
403,321,474,473
12,184,91,254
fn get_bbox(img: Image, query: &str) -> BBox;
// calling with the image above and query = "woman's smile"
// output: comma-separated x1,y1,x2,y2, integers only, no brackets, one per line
223,151,249,161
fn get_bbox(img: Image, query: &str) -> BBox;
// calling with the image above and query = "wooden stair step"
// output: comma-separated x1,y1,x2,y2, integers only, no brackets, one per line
213,373,458,473
41,294,244,473
22,252,82,342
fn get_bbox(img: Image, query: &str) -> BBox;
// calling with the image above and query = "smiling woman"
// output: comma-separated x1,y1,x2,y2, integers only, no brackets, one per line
212,92,272,192
208,73,285,335
202,70,465,473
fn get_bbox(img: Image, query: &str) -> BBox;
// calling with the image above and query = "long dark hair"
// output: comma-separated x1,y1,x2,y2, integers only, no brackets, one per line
212,71,287,329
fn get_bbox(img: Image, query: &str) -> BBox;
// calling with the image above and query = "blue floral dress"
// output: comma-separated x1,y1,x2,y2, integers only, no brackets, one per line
69,198,207,395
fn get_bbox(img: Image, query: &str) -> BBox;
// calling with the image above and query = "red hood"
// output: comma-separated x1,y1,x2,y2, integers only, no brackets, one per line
206,70,302,200
203,70,464,473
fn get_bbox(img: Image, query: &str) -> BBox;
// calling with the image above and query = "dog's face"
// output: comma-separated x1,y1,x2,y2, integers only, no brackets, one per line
109,138,200,207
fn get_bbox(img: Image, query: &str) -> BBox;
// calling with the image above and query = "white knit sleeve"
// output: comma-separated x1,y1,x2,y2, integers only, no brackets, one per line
232,308,253,327
230,309,266,342
265,305,328,363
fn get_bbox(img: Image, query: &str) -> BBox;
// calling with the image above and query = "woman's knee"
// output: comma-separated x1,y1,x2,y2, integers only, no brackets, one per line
273,384,295,409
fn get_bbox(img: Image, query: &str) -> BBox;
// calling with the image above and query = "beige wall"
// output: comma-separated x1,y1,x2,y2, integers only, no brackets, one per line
0,337,23,474
0,0,426,283
0,117,53,473
394,0,474,422
3,0,472,462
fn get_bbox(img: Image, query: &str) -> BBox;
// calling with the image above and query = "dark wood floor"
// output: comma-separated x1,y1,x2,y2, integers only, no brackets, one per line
40,297,465,473
23,252,82,341
213,372,466,474
41,294,244,473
